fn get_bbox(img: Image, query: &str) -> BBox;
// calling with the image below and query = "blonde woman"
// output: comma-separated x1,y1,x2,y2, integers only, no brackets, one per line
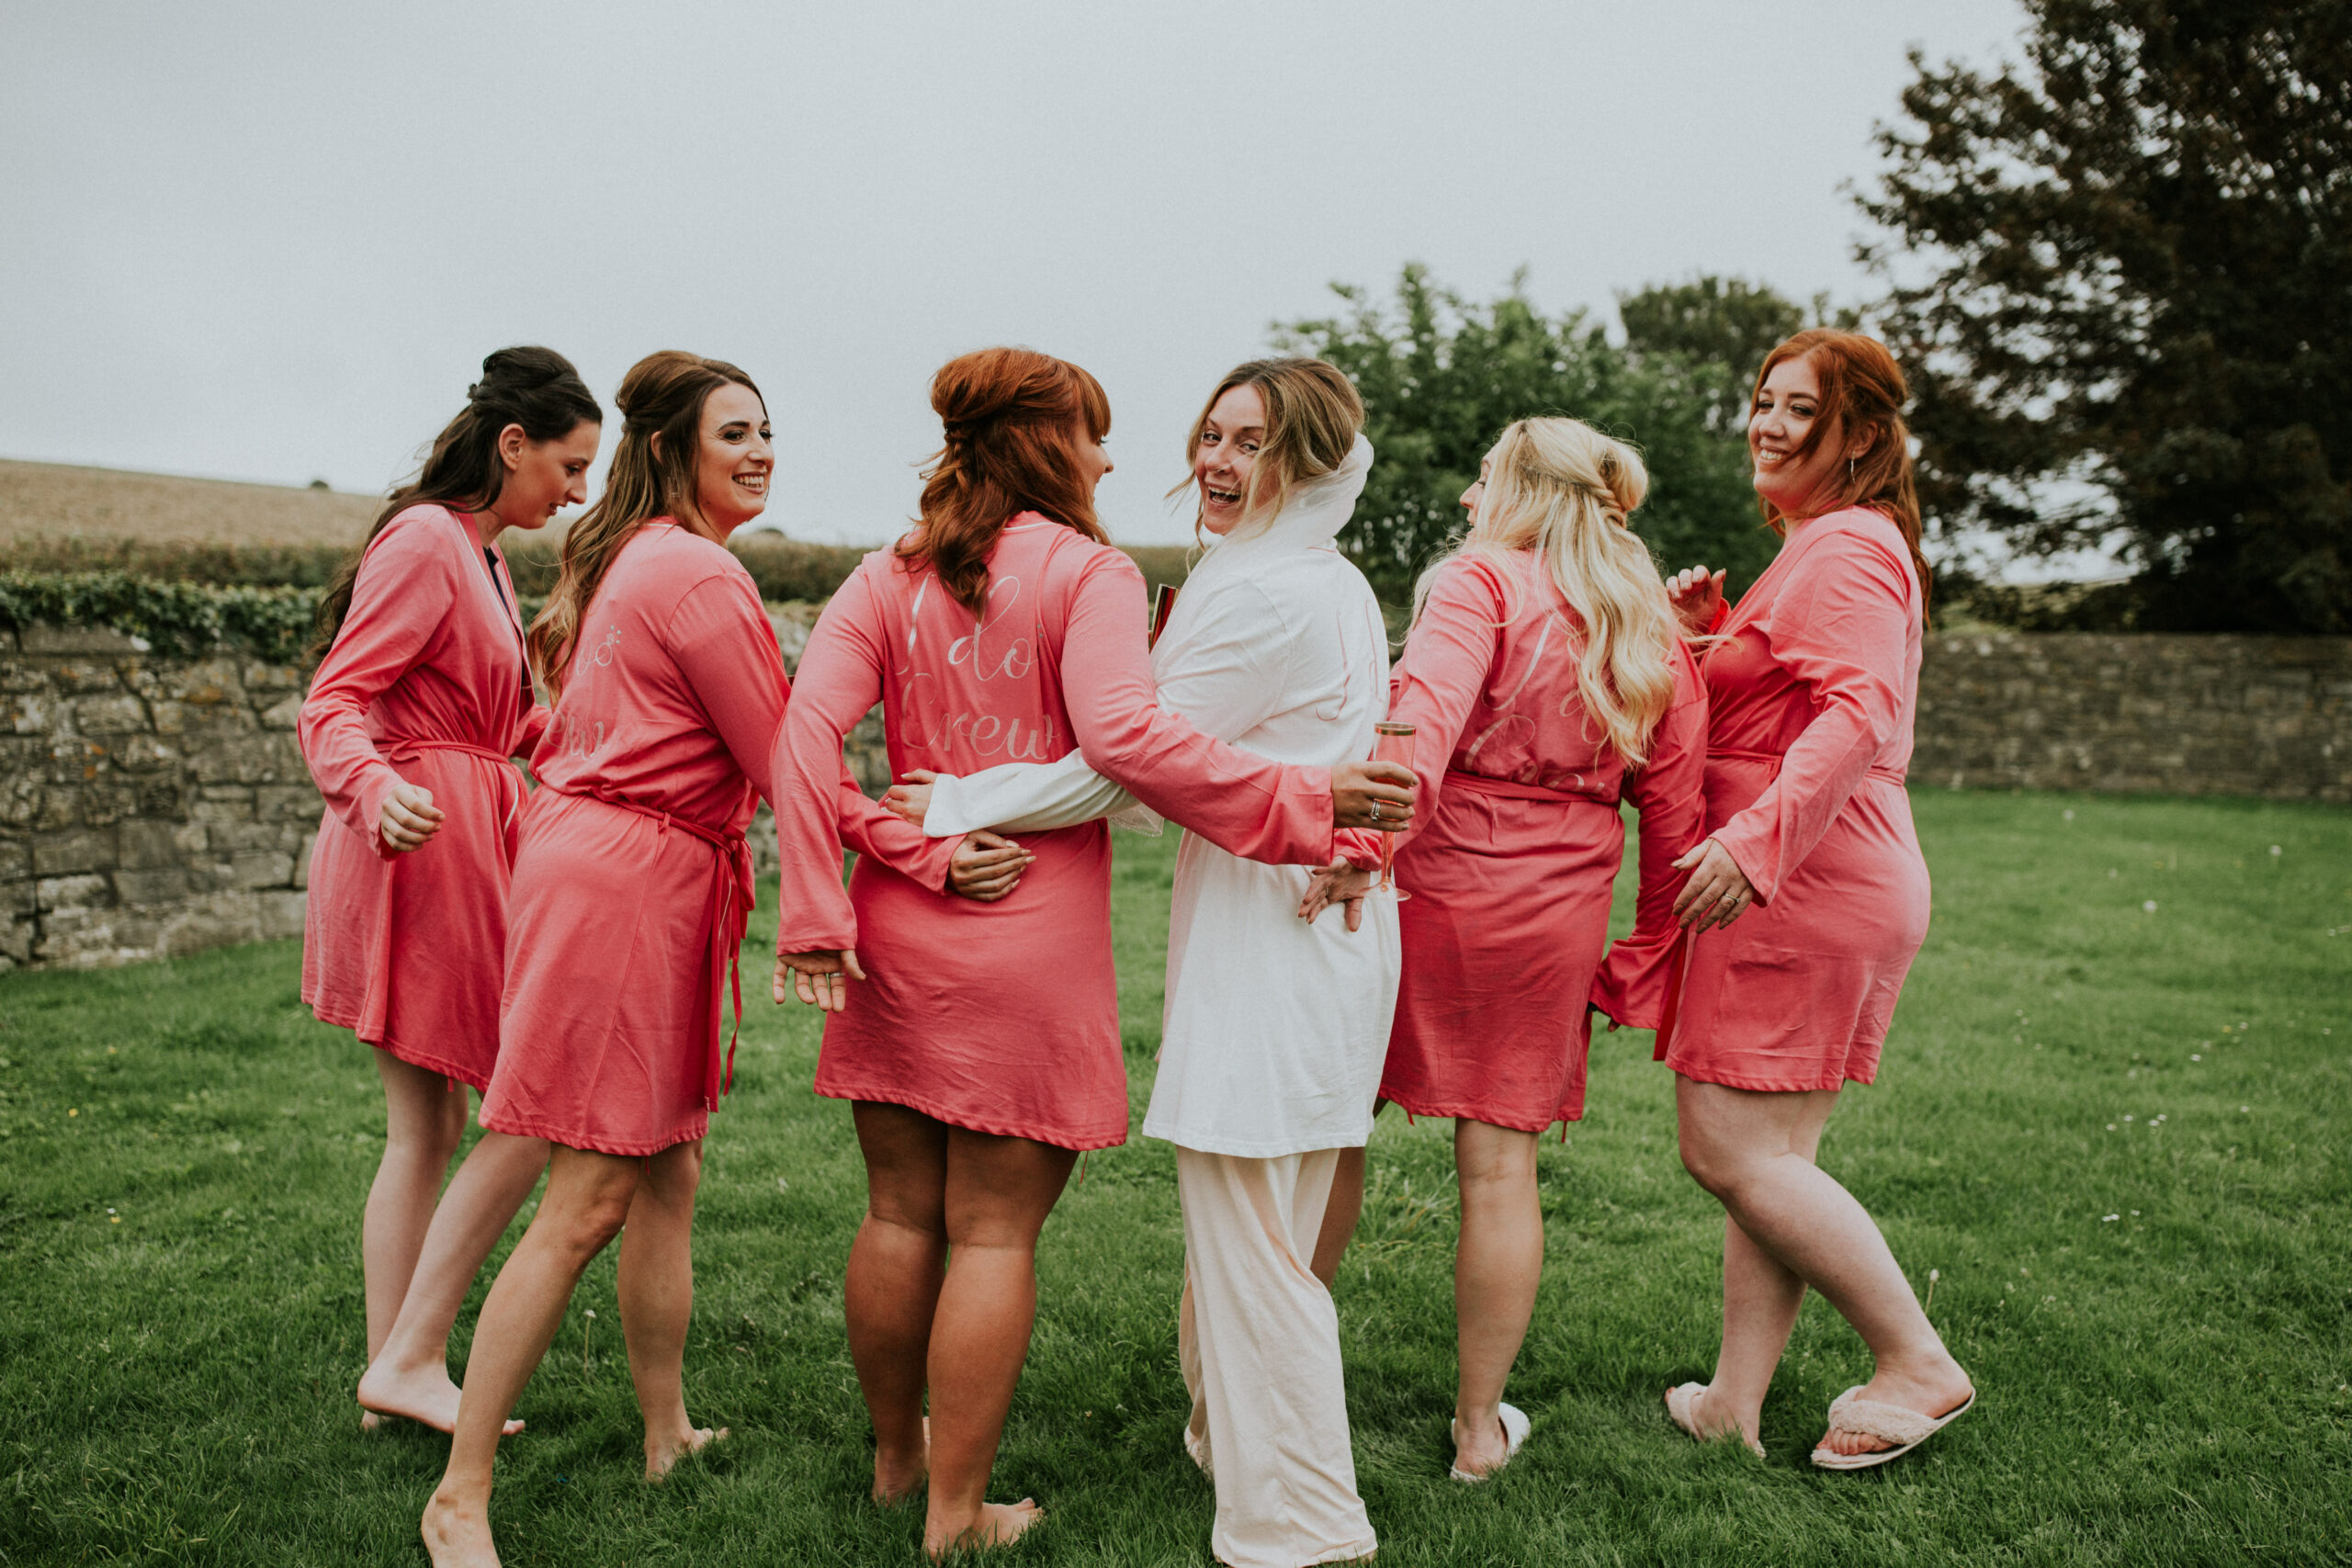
885,358,1395,1568
1310,417,1707,1479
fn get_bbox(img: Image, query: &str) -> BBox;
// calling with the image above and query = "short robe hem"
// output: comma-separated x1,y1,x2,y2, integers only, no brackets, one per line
476,1107,707,1158
1377,1087,1586,1134
819,1082,1130,1153
1141,1120,1374,1160
1661,1055,1881,1094
301,991,493,1093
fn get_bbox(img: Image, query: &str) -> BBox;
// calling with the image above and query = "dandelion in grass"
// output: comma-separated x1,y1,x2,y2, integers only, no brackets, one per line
582,1308,596,1372
1924,1268,1940,1314
2143,901,2158,913
2103,1214,2119,1222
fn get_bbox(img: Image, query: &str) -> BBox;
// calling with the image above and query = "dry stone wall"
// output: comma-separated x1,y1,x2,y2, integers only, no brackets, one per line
1913,633,2352,803
7,624,2342,972
0,605,883,971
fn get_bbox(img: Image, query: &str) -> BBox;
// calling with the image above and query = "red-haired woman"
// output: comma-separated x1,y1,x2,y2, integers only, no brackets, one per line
422,353,1005,1568
769,346,1414,1558
1657,330,1973,1468
299,346,598,1434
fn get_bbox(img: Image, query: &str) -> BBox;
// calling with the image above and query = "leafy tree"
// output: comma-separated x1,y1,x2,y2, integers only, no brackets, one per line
1275,266,1794,604
1860,0,2351,631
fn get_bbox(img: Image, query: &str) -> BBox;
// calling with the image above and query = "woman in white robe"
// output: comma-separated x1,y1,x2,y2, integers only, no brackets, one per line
887,358,1395,1568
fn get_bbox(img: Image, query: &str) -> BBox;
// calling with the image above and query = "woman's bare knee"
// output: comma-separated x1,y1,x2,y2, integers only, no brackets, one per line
1455,1121,1539,1193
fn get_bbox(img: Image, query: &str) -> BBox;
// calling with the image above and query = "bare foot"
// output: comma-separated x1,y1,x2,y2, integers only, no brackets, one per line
645,1423,728,1481
421,1487,501,1568
875,1416,930,1506
1816,1359,1974,1458
359,1359,526,1437
1665,1383,1762,1457
1450,1412,1512,1479
924,1498,1045,1559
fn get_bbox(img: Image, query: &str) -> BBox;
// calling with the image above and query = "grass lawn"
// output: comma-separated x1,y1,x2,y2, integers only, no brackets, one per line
2,790,2347,1566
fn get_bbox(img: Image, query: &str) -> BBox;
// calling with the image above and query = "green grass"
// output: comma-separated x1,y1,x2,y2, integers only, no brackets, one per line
2,792,2347,1565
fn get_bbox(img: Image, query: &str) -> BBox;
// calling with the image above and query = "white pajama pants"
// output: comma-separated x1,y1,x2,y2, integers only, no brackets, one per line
1176,1145,1377,1568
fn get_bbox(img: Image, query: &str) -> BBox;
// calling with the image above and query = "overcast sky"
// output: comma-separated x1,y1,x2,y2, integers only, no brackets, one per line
3,0,2029,547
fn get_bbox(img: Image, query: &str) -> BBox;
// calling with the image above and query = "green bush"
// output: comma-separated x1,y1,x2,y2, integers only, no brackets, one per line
0,572,321,660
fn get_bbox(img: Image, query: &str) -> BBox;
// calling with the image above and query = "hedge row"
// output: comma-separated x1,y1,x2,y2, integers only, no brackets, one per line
2,547,1196,663
0,536,1194,604
0,572,322,660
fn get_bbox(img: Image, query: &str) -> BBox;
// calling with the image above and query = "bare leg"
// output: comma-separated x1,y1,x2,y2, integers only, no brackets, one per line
422,1147,641,1568
922,1125,1077,1559
1309,1144,1365,1290
1674,1077,1973,1457
360,1126,550,1433
364,1052,467,1371
1451,1119,1542,1476
847,1102,949,1504
616,1140,722,1478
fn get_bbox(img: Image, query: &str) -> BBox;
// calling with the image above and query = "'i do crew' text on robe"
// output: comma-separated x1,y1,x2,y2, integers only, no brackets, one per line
770,514,1345,1152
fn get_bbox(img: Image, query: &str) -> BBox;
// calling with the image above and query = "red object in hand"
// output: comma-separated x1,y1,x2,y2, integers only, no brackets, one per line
1148,583,1179,649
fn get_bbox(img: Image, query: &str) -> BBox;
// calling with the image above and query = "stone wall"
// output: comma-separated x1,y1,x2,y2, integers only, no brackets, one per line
2,623,312,969
7,625,2342,972
0,606,884,972
1913,633,2352,802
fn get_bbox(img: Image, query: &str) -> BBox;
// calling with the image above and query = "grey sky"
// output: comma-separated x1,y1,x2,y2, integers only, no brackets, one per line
2,0,2027,547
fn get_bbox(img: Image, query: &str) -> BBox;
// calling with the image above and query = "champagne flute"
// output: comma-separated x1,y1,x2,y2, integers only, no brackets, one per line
1372,721,1415,899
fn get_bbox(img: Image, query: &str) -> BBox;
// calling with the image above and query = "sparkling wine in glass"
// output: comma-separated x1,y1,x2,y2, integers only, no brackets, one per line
1372,721,1415,899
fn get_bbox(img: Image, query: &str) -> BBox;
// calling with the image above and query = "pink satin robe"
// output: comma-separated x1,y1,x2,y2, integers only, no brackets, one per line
1379,551,1708,1131
480,522,955,1156
1659,507,1931,1090
299,504,542,1089
771,515,1341,1151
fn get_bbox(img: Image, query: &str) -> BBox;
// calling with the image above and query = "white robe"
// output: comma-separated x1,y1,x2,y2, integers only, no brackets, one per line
923,435,1400,1158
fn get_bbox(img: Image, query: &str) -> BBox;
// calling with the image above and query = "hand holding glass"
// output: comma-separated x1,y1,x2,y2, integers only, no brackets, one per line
1372,721,1415,899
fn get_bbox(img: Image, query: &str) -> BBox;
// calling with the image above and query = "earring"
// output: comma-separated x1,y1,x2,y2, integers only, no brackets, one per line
1848,455,1856,483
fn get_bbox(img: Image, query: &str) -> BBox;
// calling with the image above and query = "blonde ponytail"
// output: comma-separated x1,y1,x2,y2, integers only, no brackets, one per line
1412,418,1679,766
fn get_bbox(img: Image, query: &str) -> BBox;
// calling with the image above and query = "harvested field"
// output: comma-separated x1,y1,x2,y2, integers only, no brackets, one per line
0,457,380,547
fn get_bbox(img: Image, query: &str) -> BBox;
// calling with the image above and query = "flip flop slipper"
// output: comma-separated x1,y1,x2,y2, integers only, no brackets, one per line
1664,1382,1764,1459
1811,1384,1976,1471
1448,1402,1530,1483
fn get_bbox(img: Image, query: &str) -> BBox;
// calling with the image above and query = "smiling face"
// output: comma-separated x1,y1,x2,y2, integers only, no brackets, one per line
687,383,774,538
1070,415,1114,499
1194,383,1266,536
1748,352,1871,521
490,418,601,535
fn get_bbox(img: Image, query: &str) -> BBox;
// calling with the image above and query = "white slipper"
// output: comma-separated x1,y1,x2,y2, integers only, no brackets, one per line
1810,1384,1976,1471
1664,1382,1764,1459
1448,1402,1529,1483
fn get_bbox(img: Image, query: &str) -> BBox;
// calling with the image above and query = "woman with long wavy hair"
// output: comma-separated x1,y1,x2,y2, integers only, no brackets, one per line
885,357,1398,1566
421,351,1002,1568
298,346,599,1434
1657,329,1973,1468
768,347,1414,1558
1309,416,1709,1481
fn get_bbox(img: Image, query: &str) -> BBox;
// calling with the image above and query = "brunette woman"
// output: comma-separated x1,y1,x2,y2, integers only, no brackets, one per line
1309,417,1708,1481
1657,330,1973,1468
889,359,1396,1566
300,346,598,1433
768,347,1414,1558
421,352,1007,1568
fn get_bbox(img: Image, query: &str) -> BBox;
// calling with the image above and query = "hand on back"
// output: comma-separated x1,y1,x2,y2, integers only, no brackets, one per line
1666,565,1727,637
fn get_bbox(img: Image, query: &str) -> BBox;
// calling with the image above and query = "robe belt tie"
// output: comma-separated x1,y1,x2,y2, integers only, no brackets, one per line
1707,746,1907,787
544,783,754,1111
1444,768,1622,807
378,737,526,830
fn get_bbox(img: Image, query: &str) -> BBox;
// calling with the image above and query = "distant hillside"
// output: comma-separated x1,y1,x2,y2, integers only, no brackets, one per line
0,457,379,547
